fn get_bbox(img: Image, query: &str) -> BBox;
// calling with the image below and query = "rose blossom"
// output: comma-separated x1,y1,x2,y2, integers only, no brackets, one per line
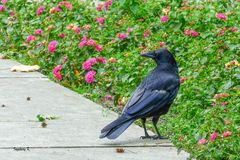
48,40,57,53
34,29,42,35
87,39,95,46
74,26,81,34
190,30,199,37
58,33,65,38
52,65,62,81
96,57,106,64
209,132,219,142
1,0,8,4
67,24,74,30
198,138,207,145
95,44,103,52
216,13,227,20
10,11,15,16
0,5,4,12
117,33,127,40
87,58,97,65
143,30,150,38
96,5,103,11
26,35,37,43
104,0,112,10
49,7,61,14
184,29,199,37
159,42,165,48
78,41,87,48
36,6,44,15
105,95,113,100
222,131,232,140
85,70,96,84
127,27,133,32
82,61,92,70
58,1,73,10
160,16,168,23
96,17,105,25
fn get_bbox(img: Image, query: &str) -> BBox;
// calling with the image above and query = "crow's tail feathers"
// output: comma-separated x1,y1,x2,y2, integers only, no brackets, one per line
99,115,134,139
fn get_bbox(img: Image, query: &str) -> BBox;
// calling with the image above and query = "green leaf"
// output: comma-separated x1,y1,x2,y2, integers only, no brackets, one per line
36,114,45,122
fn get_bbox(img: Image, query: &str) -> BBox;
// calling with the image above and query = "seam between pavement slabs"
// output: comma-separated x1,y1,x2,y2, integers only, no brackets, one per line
0,77,47,79
0,144,173,150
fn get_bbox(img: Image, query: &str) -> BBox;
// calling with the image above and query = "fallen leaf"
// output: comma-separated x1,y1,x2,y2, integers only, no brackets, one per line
11,65,40,72
116,148,125,153
41,122,47,128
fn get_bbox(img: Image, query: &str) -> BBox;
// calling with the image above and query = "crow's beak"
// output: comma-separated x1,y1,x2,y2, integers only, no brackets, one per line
141,51,155,58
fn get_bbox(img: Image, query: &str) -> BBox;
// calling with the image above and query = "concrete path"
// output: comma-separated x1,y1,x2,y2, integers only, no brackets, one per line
0,55,189,160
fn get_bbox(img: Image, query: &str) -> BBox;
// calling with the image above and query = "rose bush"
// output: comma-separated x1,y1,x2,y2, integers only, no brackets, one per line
0,0,239,159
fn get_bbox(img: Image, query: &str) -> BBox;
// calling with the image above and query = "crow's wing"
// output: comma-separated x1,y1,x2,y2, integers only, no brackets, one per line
123,89,170,116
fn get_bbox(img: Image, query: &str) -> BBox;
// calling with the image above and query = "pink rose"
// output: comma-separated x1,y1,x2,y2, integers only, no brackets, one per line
222,131,232,140
1,0,7,4
58,1,73,10
85,70,96,84
48,40,57,53
184,29,199,37
87,58,97,65
127,27,133,33
96,17,105,25
198,138,207,145
117,33,128,40
190,30,199,37
209,132,219,142
0,5,5,12
96,5,103,11
159,42,165,48
95,44,103,52
58,33,65,38
78,41,87,48
160,16,168,23
26,35,37,43
96,57,106,64
81,36,87,42
184,29,191,36
52,65,62,81
104,0,112,10
143,30,150,38
36,6,44,16
49,7,61,14
216,13,227,20
105,95,113,100
10,11,15,16
74,27,81,34
34,29,42,35
67,24,74,30
82,61,92,70
87,39,95,46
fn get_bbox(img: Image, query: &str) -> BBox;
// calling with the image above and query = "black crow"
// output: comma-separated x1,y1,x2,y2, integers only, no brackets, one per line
100,48,180,139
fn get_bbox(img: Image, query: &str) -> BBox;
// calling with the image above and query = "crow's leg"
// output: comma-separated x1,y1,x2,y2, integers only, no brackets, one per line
152,116,168,139
140,118,151,139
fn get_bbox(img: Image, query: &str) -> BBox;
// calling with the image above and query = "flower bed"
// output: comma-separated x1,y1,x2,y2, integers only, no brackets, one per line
0,0,239,159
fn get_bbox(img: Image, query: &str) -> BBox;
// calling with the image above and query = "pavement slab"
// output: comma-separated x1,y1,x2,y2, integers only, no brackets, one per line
0,56,189,159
